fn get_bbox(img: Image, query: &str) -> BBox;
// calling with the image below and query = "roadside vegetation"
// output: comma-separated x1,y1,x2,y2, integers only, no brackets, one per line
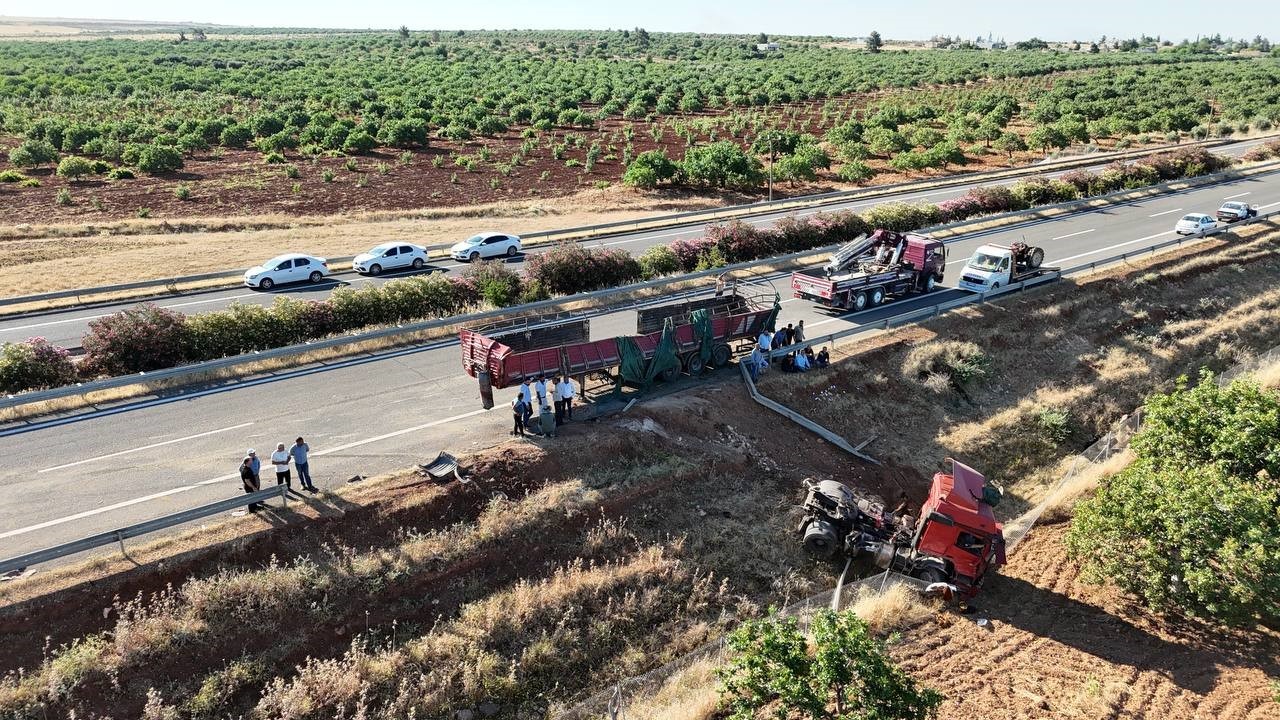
0,145,1243,395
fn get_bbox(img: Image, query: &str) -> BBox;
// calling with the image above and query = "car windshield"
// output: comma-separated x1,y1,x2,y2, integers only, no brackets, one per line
967,252,1003,272
368,243,393,254
263,255,292,267
1222,202,1244,210
463,234,486,245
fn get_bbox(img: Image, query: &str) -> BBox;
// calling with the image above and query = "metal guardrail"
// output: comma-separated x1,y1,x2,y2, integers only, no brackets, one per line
0,135,1258,311
4,162,1275,413
769,208,1280,360
0,484,287,576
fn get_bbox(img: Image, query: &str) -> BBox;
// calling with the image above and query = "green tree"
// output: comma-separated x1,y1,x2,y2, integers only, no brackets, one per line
9,139,59,168
866,31,883,53
136,144,184,174
719,610,943,720
680,141,763,189
55,155,95,182
993,132,1027,160
622,149,679,188
1027,126,1068,153
342,130,377,155
865,127,909,156
1067,372,1280,624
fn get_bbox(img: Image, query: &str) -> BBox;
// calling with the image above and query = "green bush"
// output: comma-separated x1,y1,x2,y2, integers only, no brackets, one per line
1067,371,1280,624
19,178,40,187
1036,407,1071,444
638,245,680,278
0,169,27,182
136,144,184,174
462,261,523,308
902,340,989,391
55,155,95,181
622,149,679,188
680,141,763,189
9,139,59,168
174,184,192,200
55,188,72,206
0,338,78,393
341,130,377,155
107,167,135,180
261,152,287,165
719,609,943,720
836,160,875,183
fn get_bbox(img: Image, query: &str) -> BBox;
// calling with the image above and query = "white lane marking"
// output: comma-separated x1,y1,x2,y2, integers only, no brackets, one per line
38,422,255,473
2,293,261,333
1,408,490,540
1224,191,1252,199
1257,201,1280,209
1149,208,1183,217
1053,230,1175,265
1051,228,1095,241
946,258,971,266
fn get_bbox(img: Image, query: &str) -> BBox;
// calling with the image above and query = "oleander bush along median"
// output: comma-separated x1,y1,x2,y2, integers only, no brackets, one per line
0,147,1239,394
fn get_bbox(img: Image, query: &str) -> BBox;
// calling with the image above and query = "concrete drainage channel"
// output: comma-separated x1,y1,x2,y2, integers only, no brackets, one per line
1,134,1269,317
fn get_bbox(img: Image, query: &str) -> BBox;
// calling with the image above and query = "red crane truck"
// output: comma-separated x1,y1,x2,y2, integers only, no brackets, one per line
798,458,1007,597
790,229,947,311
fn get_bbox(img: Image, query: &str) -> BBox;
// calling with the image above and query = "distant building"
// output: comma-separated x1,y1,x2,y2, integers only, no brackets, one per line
756,42,779,52
1138,45,1158,53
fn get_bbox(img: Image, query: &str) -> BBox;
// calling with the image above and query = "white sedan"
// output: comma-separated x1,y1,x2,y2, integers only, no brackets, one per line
244,253,330,290
450,232,522,262
353,242,429,275
1174,213,1216,236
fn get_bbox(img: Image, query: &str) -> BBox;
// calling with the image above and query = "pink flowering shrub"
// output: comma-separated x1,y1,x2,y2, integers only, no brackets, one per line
0,337,77,393
523,242,642,295
81,303,188,376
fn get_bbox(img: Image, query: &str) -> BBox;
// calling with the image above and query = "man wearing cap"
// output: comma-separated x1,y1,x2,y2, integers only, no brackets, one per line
246,449,261,485
240,456,262,511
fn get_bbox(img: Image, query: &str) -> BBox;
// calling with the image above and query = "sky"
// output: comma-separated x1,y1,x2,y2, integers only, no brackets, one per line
5,0,1279,43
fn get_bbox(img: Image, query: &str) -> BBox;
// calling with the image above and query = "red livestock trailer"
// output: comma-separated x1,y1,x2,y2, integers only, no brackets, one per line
460,290,779,408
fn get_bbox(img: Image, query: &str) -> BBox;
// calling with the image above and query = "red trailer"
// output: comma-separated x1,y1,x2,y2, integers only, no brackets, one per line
460,291,779,408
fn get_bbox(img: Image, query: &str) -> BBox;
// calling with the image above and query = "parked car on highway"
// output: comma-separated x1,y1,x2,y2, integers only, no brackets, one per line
353,242,429,275
1216,200,1258,223
244,253,330,290
1174,213,1217,236
450,232,522,262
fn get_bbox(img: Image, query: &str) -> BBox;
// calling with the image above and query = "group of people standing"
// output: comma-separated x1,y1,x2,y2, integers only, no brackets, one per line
511,375,578,437
747,320,830,381
239,437,316,511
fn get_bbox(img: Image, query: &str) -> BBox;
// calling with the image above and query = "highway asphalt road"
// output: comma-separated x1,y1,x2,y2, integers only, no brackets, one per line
1,137,1272,350
2,163,1278,566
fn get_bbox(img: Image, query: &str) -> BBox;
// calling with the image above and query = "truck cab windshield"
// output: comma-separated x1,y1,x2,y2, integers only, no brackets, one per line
968,253,1004,272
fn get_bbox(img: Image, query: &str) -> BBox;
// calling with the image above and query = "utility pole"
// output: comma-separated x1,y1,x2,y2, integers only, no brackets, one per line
767,134,775,202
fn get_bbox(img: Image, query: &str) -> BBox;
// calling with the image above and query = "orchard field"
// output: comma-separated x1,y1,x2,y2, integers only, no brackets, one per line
1,29,1280,222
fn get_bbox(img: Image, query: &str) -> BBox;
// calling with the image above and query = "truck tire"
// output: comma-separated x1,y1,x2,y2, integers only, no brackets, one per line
684,352,706,375
659,364,679,383
1028,247,1044,269
913,566,947,584
802,519,840,558
923,275,938,293
851,291,868,311
869,287,885,307
711,343,731,367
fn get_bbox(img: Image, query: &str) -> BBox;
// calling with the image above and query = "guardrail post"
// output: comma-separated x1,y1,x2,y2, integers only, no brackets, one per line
115,530,126,558
280,483,288,509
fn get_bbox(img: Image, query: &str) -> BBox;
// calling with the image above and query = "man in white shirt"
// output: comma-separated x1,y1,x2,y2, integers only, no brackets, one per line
534,376,548,408
270,442,292,490
552,375,566,426
559,377,577,420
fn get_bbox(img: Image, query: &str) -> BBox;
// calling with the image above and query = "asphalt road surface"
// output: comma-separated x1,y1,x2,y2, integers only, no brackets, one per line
2,158,1278,566
1,137,1271,350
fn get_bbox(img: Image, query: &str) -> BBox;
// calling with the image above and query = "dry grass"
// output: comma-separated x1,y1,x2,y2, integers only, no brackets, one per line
616,656,724,720
849,582,937,635
1034,450,1135,525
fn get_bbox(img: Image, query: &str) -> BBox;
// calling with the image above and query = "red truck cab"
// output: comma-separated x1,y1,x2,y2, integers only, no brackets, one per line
912,458,1006,595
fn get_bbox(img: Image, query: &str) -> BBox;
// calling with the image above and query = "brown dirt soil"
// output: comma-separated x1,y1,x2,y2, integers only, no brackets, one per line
892,519,1280,719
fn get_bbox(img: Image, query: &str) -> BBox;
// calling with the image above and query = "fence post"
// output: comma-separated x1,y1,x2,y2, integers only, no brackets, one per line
115,530,126,558
607,683,622,720
280,483,288,509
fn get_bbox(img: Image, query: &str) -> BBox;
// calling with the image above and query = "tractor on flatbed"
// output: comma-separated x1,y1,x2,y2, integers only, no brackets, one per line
790,229,947,311
797,458,1007,597
957,242,1056,293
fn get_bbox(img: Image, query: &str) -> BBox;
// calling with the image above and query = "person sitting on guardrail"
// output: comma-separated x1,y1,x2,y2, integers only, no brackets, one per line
747,346,763,382
291,437,317,494
271,443,293,490
816,347,830,369
757,329,772,357
240,457,263,512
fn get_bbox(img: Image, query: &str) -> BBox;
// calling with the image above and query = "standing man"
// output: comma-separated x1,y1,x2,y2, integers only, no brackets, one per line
520,379,535,429
552,375,566,427
757,328,772,354
511,392,527,436
247,449,261,488
291,437,317,493
794,320,806,345
534,376,548,410
560,376,577,420
271,442,292,490
240,456,262,512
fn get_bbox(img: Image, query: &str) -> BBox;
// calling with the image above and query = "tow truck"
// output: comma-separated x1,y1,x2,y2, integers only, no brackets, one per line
957,242,1056,293
790,229,947,311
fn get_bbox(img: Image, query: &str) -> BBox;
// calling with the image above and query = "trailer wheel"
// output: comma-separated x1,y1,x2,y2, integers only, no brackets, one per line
1029,247,1044,269
659,364,680,383
684,352,706,375
851,291,868,311
711,343,732,367
869,287,885,307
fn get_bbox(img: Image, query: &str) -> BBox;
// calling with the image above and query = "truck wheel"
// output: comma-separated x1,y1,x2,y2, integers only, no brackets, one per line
869,287,885,307
923,275,938,293
711,343,731,367
802,520,840,558
914,566,947,584
851,291,868,311
684,352,706,375
1028,247,1044,269
659,365,679,383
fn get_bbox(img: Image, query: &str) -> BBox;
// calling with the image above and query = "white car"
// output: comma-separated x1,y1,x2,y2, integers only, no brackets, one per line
353,242,429,275
244,253,330,290
1216,201,1258,223
450,232,522,262
1174,213,1216,236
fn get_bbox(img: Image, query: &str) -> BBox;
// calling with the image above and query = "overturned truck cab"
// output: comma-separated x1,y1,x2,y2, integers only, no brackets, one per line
798,458,1006,597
